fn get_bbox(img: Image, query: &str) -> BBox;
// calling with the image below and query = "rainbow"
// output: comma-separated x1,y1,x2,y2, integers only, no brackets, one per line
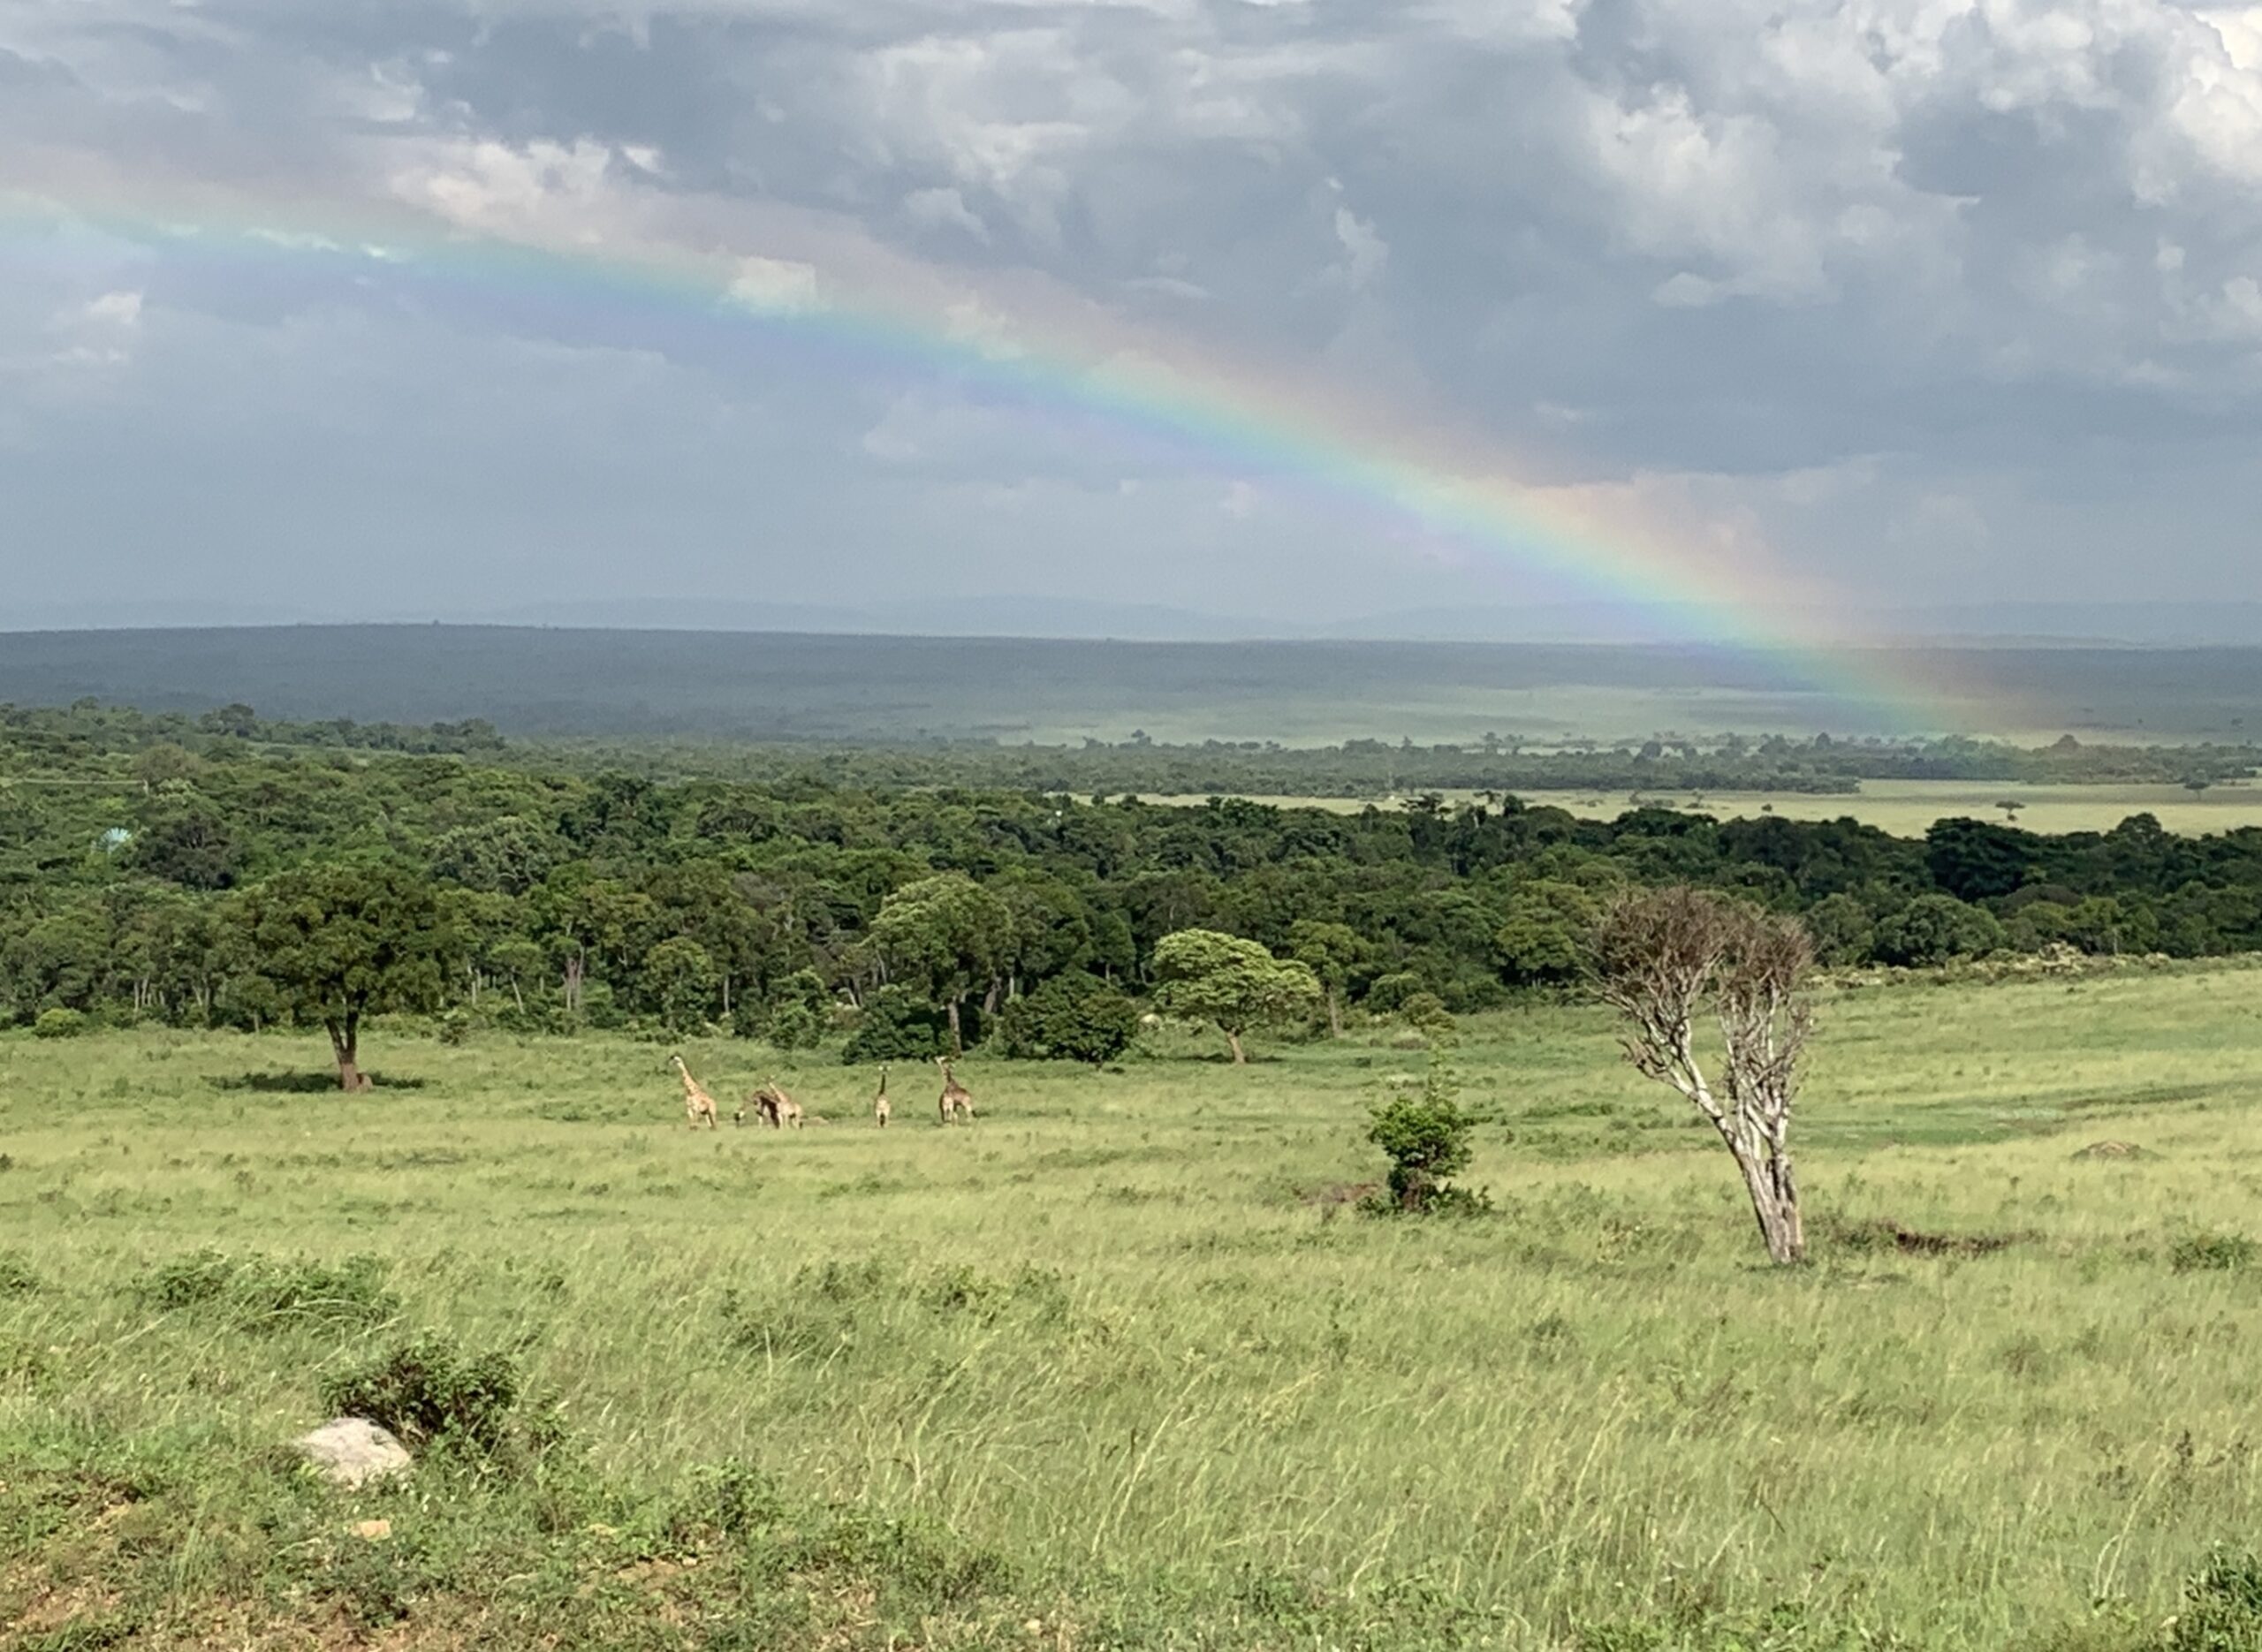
0,171,2004,736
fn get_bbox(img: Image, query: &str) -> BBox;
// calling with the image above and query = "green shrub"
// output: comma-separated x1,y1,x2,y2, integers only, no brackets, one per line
2170,1231,2255,1274
1871,894,2006,967
1364,1063,1487,1216
435,1008,471,1046
135,1248,397,1328
762,1001,826,1051
1398,989,1460,1047
0,1251,38,1295
2171,1546,2262,1651
996,973,1139,1064
32,1007,87,1040
1363,972,1425,1013
752,969,833,1050
137,1248,242,1310
840,987,955,1065
321,1330,550,1454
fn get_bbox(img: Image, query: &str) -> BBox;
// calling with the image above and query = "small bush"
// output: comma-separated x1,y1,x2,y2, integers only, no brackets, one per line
996,973,1139,1064
434,1009,471,1047
1363,972,1425,1014
840,987,957,1065
232,1255,398,1326
32,1007,87,1040
1397,990,1460,1047
2171,1546,2262,1651
321,1330,550,1455
762,1001,826,1051
137,1248,241,1310
1364,1063,1488,1216
754,968,834,1050
135,1249,397,1328
2170,1231,2256,1274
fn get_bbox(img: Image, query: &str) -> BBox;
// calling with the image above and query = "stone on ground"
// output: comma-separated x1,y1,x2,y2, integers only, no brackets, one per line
294,1418,411,1489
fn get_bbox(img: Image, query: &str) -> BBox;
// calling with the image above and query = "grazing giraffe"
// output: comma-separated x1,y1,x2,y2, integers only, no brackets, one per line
748,1080,805,1129
873,1065,892,1128
671,1055,719,1130
936,1056,974,1125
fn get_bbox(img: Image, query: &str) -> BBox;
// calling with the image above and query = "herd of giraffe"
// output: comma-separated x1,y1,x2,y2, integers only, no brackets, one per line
671,1053,973,1132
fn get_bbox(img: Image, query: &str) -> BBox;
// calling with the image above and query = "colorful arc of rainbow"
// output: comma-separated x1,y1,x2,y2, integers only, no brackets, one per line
2,186,1993,735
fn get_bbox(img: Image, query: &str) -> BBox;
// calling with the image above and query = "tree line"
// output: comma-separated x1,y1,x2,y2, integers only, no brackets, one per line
4,704,2261,1084
6,699,2254,797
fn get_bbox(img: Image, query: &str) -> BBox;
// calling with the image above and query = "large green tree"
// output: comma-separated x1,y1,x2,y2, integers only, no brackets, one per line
1151,928,1321,1064
1286,919,1364,1037
233,863,452,1089
868,873,1012,1052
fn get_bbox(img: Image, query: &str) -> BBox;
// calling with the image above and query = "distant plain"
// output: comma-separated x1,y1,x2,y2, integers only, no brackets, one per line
1149,779,2262,837
4,625,2262,745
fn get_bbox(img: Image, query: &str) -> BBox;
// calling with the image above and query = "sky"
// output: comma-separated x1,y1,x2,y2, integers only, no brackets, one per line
2,0,2259,638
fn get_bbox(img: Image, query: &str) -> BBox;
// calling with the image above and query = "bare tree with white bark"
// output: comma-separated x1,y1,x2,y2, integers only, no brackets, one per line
1588,886,1816,1264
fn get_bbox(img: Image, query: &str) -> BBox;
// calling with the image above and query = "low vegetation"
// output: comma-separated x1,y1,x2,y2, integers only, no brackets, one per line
4,963,2262,1648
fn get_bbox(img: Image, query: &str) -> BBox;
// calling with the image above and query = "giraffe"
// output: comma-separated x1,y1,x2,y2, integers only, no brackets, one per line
872,1065,891,1128
671,1055,719,1130
748,1080,805,1129
936,1056,974,1125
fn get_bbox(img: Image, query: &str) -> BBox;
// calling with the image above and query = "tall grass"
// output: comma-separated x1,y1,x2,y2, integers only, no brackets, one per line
4,960,2260,1647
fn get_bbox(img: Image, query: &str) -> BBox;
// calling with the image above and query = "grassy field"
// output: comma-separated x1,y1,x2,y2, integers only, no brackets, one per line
1150,780,2262,837
6,964,2262,1648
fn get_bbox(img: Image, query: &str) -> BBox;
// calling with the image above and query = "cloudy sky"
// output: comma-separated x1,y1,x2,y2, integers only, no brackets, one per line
2,0,2258,637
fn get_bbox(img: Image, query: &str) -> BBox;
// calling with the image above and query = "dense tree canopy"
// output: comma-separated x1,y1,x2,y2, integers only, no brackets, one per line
1,701,2258,1056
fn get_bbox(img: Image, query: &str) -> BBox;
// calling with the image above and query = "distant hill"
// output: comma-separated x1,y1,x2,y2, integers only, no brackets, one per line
0,625,2258,745
6,597,2258,648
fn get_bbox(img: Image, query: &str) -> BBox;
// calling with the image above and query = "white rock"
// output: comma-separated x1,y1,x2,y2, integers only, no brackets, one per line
294,1417,411,1489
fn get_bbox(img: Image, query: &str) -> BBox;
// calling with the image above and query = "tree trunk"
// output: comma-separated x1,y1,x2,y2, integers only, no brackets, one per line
946,998,963,1055
1326,989,1342,1039
982,977,1002,1017
327,1015,371,1093
1224,1028,1247,1064
563,954,584,1016
1729,1136,1804,1263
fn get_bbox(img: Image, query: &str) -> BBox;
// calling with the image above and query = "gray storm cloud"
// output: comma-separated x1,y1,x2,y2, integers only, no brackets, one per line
1,0,2258,633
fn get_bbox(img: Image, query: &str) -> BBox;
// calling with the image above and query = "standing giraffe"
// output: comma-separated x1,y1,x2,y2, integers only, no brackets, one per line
936,1056,974,1125
748,1080,805,1129
873,1065,892,1128
671,1055,719,1130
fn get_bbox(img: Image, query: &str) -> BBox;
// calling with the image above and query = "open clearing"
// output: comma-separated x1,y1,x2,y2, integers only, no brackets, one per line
1150,778,2262,837
6,963,2262,1648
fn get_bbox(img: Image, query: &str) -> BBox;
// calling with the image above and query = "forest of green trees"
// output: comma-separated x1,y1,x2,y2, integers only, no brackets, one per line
4,701,2259,1076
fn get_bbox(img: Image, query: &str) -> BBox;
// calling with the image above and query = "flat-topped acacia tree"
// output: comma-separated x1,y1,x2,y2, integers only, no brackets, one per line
1588,886,1817,1264
233,863,450,1090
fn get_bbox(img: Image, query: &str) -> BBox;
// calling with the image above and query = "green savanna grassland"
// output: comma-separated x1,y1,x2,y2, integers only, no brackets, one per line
7,961,2262,1650
1148,781,2262,837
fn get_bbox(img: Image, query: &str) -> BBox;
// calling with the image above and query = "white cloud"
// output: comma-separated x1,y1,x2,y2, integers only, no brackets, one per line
81,291,143,328
1332,206,1387,291
725,254,821,314
392,138,619,231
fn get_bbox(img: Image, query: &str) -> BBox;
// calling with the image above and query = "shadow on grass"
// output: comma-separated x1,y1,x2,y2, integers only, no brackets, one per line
208,1071,429,1095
